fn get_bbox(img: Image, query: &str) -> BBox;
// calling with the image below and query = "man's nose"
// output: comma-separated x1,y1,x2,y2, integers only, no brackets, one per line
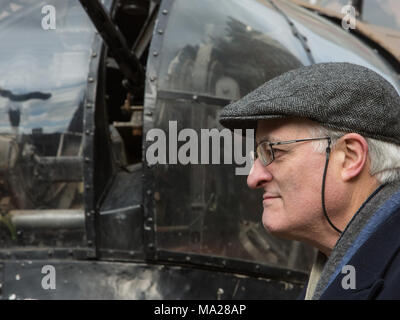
247,158,273,189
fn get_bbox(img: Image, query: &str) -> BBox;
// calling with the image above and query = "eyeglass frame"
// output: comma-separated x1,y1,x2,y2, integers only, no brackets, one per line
255,136,332,166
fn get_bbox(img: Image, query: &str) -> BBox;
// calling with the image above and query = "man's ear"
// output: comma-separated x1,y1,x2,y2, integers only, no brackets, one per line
336,133,369,182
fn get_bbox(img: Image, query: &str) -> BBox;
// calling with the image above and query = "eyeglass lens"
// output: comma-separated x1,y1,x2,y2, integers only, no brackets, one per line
257,143,273,166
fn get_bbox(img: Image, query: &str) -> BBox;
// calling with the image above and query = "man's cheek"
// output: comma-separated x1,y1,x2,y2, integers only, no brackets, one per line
280,172,301,195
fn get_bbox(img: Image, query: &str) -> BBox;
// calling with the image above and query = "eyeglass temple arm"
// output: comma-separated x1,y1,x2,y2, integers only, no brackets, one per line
271,137,331,146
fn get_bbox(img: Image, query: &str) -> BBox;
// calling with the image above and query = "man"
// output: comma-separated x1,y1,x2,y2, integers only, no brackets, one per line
219,62,400,299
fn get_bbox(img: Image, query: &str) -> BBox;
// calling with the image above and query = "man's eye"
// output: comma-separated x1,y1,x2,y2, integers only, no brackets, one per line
272,148,285,156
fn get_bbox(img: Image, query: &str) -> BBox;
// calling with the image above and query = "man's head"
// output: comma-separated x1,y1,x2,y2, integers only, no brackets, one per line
248,117,382,251
219,62,400,254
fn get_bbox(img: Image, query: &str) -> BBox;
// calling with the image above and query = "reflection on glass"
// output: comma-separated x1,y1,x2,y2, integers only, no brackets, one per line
0,0,96,247
363,0,400,30
158,0,307,99
152,0,318,272
0,1,93,134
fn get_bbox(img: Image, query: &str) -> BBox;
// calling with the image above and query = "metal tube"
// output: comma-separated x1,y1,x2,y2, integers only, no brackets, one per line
10,209,85,229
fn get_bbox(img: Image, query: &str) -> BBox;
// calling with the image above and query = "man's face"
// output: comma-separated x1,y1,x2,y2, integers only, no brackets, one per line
247,118,336,241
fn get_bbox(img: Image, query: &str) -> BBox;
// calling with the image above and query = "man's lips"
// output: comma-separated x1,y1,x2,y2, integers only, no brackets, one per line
263,193,280,200
263,194,280,206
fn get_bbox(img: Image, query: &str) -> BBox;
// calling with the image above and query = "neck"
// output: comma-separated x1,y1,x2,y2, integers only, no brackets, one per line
315,178,381,257
341,177,381,230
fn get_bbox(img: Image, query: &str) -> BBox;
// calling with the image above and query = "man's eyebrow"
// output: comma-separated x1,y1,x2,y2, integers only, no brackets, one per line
256,136,279,144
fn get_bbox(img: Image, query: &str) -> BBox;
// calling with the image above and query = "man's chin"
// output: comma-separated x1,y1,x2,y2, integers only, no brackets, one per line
262,216,298,240
261,209,283,232
262,219,284,236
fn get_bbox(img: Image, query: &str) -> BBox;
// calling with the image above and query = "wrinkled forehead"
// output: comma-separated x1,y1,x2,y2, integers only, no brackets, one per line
255,118,318,144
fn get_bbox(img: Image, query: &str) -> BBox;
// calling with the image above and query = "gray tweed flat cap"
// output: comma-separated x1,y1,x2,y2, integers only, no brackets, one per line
219,62,400,145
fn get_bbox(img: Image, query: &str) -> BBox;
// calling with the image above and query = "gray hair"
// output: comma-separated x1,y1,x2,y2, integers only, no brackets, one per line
308,124,400,184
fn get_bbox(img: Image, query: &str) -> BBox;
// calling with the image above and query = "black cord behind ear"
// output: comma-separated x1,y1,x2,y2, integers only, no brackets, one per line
322,139,343,234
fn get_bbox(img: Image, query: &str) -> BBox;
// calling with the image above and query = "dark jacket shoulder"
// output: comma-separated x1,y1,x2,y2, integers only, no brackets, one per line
320,206,400,299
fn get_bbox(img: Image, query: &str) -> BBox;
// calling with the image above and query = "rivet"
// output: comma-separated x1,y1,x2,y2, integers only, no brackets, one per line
153,51,159,57
88,77,94,83
162,9,168,14
92,52,97,58
157,29,164,35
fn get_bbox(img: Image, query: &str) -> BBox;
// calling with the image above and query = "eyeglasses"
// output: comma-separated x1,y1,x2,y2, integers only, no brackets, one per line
255,137,331,166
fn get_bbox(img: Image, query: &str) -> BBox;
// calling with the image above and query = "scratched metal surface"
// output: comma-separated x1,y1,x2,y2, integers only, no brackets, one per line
1,260,303,300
